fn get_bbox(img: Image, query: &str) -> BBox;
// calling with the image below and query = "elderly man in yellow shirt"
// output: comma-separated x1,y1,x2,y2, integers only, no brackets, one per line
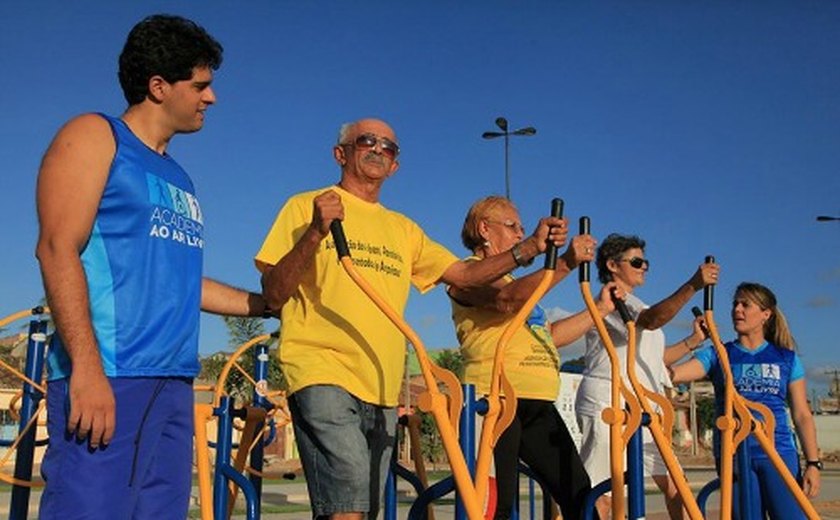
255,118,567,520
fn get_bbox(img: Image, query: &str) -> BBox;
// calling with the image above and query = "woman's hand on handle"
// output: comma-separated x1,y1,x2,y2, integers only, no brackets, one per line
689,262,721,291
561,234,597,269
595,282,623,317
688,316,708,346
528,216,568,253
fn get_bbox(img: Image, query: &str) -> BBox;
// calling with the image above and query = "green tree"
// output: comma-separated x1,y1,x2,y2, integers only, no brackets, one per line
199,317,284,405
418,411,445,469
434,348,464,379
221,316,267,349
696,396,716,439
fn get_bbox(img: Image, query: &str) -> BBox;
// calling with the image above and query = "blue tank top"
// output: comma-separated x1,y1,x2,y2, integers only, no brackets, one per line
47,114,203,379
696,340,801,459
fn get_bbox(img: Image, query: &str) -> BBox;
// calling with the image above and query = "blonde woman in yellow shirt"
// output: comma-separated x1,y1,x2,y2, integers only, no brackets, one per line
449,195,617,520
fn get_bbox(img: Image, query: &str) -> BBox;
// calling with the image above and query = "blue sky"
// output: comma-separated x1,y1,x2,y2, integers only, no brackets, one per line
1,2,839,395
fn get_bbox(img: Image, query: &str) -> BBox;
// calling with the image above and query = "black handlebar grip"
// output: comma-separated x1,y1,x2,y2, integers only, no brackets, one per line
543,198,565,270
703,255,715,311
691,306,711,339
578,217,590,283
611,288,633,323
329,220,350,259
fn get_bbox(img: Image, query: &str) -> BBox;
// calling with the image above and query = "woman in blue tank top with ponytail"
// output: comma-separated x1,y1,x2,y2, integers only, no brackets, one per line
671,282,821,520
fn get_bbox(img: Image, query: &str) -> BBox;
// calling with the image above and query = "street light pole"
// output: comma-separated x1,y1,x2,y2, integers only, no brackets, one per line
817,215,840,222
482,117,536,200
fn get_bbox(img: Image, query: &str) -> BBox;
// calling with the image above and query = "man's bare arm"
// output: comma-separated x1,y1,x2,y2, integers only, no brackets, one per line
35,114,116,448
261,190,342,312
202,278,266,317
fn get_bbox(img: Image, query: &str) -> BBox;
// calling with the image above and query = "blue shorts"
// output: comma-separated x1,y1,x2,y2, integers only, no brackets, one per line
39,377,194,520
289,385,397,518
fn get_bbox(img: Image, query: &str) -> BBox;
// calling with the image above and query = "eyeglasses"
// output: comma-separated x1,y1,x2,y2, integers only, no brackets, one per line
342,133,400,159
485,219,525,234
619,257,650,270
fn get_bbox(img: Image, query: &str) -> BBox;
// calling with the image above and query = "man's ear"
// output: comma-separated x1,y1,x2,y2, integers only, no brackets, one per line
387,159,399,176
333,145,347,166
147,75,168,103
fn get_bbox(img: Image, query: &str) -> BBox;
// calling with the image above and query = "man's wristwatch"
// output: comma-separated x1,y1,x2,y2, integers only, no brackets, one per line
511,243,533,267
805,459,823,471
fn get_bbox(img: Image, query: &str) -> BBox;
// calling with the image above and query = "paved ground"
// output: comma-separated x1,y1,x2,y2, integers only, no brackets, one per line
6,466,839,518
212,466,840,519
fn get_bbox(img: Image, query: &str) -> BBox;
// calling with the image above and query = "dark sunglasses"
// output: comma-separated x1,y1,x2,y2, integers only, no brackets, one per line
619,256,650,270
344,133,400,159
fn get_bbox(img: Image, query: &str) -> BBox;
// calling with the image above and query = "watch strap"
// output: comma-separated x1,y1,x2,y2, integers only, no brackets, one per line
805,459,823,470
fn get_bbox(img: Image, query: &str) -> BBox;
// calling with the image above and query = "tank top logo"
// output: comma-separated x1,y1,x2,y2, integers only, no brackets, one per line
146,173,204,248
735,363,781,395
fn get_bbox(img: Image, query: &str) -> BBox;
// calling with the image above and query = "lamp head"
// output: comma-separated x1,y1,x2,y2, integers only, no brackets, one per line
512,127,537,136
495,117,508,132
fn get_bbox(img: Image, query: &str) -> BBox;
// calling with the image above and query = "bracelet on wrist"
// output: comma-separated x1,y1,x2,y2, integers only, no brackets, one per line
511,242,533,267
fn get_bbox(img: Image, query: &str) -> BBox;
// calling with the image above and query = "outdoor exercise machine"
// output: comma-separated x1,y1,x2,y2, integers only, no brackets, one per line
472,198,563,512
0,306,50,520
576,216,639,520
388,382,555,520
0,300,549,520
384,198,564,520
329,219,484,520
693,257,820,520
0,304,290,520
195,331,289,520
576,217,704,520
332,199,564,520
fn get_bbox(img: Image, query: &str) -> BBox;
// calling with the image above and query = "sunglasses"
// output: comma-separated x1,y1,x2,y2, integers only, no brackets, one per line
485,219,526,234
619,256,650,270
344,133,400,159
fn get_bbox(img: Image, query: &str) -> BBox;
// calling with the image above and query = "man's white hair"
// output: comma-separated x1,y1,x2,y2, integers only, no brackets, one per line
337,122,354,145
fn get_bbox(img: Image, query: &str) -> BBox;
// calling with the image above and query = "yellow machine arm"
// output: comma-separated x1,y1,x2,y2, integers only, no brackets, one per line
329,220,483,520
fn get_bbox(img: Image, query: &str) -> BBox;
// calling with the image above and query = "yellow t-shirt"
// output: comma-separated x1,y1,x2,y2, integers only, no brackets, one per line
255,186,458,406
452,268,560,401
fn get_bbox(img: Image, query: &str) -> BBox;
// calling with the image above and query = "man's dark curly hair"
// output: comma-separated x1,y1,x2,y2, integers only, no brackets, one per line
595,233,646,284
118,14,223,106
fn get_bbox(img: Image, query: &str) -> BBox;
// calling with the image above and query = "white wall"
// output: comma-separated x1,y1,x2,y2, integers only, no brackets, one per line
814,415,840,454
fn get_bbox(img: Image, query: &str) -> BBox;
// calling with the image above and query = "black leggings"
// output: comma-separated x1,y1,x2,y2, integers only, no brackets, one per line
493,398,597,520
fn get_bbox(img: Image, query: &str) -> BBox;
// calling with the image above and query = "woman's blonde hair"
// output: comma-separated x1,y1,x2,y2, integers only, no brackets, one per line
460,196,516,251
735,282,796,350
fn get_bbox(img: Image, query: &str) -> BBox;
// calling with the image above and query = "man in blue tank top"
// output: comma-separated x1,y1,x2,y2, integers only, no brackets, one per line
35,15,267,519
